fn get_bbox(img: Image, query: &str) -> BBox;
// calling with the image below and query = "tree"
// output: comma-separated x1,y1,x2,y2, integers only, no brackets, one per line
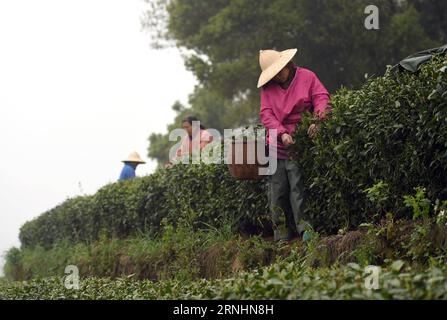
143,0,445,165
407,0,447,42
144,0,441,90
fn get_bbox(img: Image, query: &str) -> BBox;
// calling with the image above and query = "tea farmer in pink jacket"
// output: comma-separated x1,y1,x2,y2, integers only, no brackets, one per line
258,49,331,242
168,116,214,165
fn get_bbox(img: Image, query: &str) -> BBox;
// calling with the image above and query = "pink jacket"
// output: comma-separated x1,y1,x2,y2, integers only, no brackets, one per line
260,66,331,159
174,129,213,159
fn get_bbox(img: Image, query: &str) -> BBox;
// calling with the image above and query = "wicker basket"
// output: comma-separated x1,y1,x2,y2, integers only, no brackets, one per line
227,140,266,181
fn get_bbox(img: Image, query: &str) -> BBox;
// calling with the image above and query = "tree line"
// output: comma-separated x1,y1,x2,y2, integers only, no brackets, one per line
142,0,447,166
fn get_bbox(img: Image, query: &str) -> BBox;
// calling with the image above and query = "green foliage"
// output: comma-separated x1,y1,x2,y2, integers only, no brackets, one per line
407,0,447,41
235,236,276,270
17,54,447,253
3,248,24,281
3,260,447,299
6,225,276,282
142,0,444,158
18,164,269,250
405,222,433,262
160,164,269,233
292,54,447,232
8,213,447,283
363,180,391,214
404,187,431,220
147,132,174,165
10,50,447,292
434,199,447,226
351,216,447,266
148,0,442,94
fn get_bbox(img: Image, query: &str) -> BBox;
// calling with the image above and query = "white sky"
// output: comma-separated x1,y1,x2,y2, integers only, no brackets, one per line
0,0,197,275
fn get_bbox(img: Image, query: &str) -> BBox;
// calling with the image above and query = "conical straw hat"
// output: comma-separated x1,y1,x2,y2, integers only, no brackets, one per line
122,151,146,164
257,48,297,88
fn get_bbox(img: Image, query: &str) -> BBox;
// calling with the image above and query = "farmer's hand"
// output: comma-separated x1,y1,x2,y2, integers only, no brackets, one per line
281,133,295,147
308,123,320,139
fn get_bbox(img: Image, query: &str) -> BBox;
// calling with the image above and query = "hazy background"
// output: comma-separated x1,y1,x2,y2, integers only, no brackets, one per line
0,0,196,275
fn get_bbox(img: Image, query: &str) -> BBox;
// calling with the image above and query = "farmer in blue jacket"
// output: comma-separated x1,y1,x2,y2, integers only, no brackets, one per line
119,151,146,181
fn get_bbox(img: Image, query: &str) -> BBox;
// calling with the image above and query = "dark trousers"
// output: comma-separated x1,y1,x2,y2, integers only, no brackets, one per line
268,159,308,240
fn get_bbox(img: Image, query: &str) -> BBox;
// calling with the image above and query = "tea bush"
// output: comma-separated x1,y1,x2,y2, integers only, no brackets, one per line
293,54,447,232
2,260,447,300
19,164,269,249
16,53,447,252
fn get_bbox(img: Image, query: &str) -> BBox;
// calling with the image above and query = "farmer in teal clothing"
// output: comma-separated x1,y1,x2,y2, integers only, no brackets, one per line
119,151,146,181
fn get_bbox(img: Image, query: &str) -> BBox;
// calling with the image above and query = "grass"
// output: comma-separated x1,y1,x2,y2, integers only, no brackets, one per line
5,221,254,282
5,217,447,285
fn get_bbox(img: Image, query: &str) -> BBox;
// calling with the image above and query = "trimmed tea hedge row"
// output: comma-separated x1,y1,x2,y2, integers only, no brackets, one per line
18,53,447,249
2,260,447,299
293,54,447,232
19,164,269,249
